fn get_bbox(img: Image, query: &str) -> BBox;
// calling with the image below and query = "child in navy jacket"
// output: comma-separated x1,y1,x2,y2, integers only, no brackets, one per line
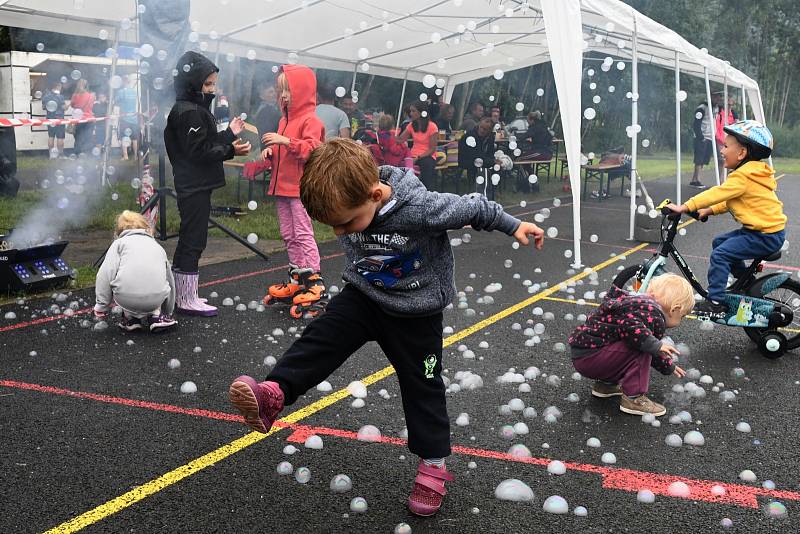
568,274,693,417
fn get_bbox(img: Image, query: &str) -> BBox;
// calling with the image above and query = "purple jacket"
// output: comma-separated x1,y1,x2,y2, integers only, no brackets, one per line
568,285,676,375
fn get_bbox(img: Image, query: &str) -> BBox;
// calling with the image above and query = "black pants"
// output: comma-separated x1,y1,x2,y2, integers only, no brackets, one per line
468,168,496,200
267,285,450,458
173,190,211,272
417,156,436,190
73,123,94,155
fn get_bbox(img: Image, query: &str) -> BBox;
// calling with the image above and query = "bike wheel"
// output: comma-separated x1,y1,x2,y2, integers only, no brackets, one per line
744,277,800,350
612,265,644,292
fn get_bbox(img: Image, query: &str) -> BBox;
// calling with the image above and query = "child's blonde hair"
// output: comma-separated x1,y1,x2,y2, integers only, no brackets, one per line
115,210,152,237
646,273,695,315
378,113,394,131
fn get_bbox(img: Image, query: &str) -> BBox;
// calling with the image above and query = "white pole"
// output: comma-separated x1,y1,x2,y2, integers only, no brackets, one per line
674,51,681,206
350,63,358,95
101,28,121,188
628,16,639,241
723,70,729,180
741,84,747,120
395,71,408,130
704,67,721,186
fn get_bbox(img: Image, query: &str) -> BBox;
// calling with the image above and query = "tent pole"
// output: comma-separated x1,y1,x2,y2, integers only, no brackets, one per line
741,84,747,120
723,70,729,179
628,16,639,241
101,28,121,188
350,63,358,96
674,51,681,206
704,67,720,186
395,71,409,130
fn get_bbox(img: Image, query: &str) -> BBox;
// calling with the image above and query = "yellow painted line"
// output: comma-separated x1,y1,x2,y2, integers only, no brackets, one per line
45,240,653,534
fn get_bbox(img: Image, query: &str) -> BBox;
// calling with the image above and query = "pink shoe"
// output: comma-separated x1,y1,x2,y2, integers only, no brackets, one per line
408,461,454,516
228,376,284,433
174,270,218,317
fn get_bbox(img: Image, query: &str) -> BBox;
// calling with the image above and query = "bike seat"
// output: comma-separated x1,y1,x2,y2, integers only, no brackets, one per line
756,251,781,262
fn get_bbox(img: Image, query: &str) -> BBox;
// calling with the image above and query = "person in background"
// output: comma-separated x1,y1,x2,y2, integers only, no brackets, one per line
0,125,18,198
376,113,412,168
458,117,497,199
70,79,95,156
435,103,455,136
214,94,231,130
316,82,351,140
116,74,140,161
43,80,67,159
489,106,505,134
92,91,109,154
459,101,484,132
254,83,281,141
715,92,735,180
340,94,366,132
690,99,713,189
397,100,439,189
520,111,553,160
94,210,177,333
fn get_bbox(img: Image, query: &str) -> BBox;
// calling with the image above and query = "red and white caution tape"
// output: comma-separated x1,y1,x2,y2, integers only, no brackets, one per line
0,112,139,128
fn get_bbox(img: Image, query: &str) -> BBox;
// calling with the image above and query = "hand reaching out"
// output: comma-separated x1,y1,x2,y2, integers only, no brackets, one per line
513,222,545,250
229,117,245,136
233,139,251,156
673,365,686,378
262,132,290,147
660,342,681,358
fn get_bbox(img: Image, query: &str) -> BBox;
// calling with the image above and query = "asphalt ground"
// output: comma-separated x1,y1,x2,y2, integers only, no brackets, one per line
2,174,799,533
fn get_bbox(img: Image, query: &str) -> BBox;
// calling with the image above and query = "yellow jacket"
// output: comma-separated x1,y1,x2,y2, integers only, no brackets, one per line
685,161,786,233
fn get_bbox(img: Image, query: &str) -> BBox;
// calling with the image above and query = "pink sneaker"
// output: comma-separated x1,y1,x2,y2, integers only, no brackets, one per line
228,376,284,433
408,461,454,516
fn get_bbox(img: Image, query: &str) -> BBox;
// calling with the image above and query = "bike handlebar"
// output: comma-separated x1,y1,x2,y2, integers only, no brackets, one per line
660,206,708,223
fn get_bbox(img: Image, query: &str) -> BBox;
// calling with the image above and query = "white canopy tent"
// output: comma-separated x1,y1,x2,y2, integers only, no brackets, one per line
1,0,766,266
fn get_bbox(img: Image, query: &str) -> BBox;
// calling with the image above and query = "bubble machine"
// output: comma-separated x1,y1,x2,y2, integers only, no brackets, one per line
0,234,73,292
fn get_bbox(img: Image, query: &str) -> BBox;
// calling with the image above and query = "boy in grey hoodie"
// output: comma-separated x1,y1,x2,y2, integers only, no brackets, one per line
228,139,544,516
94,211,177,333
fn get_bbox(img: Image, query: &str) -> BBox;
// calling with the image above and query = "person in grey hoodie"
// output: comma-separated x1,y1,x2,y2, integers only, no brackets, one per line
94,211,177,333
228,138,545,517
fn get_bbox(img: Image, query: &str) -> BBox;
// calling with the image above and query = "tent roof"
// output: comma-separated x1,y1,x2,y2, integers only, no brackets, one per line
1,0,758,91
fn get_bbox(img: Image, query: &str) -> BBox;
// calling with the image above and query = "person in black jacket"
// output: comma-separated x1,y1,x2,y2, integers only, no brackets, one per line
519,111,553,160
458,117,496,199
164,50,250,316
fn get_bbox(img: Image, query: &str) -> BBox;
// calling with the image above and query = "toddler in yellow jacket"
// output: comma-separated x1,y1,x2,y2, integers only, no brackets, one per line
667,120,786,316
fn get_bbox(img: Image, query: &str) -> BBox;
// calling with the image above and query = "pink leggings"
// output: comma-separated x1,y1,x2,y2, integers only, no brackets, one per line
275,196,321,272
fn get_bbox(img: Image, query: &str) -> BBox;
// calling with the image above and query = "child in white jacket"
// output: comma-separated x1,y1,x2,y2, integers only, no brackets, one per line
94,211,177,332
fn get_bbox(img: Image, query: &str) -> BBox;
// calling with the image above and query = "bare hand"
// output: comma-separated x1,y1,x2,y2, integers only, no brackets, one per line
697,207,714,219
233,139,251,156
229,117,245,136
673,365,686,378
260,147,273,161
262,132,290,147
513,222,545,250
665,203,687,214
660,342,681,357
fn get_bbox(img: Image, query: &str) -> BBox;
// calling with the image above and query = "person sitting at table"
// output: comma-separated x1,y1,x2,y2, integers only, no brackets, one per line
519,111,553,161
459,101,484,132
435,103,455,136
458,117,497,199
490,106,504,130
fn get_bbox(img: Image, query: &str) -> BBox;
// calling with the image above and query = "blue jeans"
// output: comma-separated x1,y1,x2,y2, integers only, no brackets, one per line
708,228,785,302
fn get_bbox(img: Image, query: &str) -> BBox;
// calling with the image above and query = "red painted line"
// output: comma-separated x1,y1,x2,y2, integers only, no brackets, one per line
0,309,92,333
286,423,800,510
5,378,799,509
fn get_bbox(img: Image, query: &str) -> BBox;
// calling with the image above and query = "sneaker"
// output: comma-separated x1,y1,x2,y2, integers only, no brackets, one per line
689,181,707,189
118,315,144,332
591,381,623,398
228,376,285,434
620,395,666,416
408,461,455,516
694,299,728,317
149,314,177,333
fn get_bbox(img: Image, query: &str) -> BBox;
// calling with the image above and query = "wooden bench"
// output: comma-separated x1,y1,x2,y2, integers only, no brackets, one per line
582,163,628,201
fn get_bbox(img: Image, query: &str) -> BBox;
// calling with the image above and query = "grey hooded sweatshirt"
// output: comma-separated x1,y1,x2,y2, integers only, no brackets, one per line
339,166,521,317
94,229,175,317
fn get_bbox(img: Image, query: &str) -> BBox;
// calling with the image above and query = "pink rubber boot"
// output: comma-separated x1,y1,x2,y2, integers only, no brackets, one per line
174,270,218,317
408,461,454,516
228,376,285,433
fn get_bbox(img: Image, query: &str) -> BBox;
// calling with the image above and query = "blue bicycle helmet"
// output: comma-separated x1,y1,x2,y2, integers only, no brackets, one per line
723,119,773,160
